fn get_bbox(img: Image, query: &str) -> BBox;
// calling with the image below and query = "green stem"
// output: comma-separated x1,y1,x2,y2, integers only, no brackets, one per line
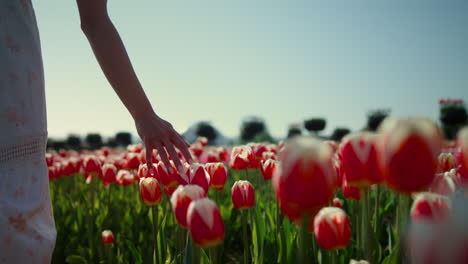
209,247,217,264
361,188,371,263
105,244,113,264
151,206,159,264
299,215,311,264
242,210,249,264
374,185,380,235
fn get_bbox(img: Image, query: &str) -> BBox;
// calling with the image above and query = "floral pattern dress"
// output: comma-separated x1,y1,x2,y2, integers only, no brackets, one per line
0,0,56,263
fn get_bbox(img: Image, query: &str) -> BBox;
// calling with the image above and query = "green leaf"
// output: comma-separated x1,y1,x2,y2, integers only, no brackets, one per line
381,242,400,264
65,255,88,264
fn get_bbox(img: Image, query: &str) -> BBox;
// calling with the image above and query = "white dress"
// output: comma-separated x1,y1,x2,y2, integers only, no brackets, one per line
0,0,56,263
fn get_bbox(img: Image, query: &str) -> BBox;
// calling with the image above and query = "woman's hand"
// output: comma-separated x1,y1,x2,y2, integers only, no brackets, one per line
135,112,193,174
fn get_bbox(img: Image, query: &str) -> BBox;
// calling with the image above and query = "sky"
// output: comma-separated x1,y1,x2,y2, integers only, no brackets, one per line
33,0,468,140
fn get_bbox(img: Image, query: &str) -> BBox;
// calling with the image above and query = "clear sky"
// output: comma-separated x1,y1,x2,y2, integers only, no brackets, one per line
34,0,468,140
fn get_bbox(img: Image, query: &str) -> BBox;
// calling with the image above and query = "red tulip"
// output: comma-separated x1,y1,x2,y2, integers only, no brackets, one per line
342,176,361,200
116,170,135,186
177,163,210,193
205,162,228,191
410,192,450,223
231,180,255,210
273,136,338,221
139,177,162,206
260,159,278,181
190,143,204,157
187,198,224,248
170,185,206,228
84,155,101,176
48,166,58,180
45,153,55,167
333,197,343,208
261,151,276,161
217,146,230,162
430,170,458,196
137,163,157,180
126,153,141,170
377,117,443,194
102,230,114,244
436,152,458,174
154,161,178,187
408,192,468,264
458,128,468,175
229,146,252,170
101,163,117,183
127,144,143,153
164,185,177,197
197,137,208,147
338,132,382,187
313,207,351,250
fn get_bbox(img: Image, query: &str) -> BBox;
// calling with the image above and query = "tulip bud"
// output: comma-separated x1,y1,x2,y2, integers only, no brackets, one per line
205,163,228,191
139,177,162,206
155,161,179,187
170,185,206,228
177,163,210,193
101,163,117,183
430,170,458,196
338,132,382,187
260,159,278,181
333,197,343,208
342,177,361,200
102,230,114,245
411,192,450,223
313,207,351,250
436,152,458,174
187,198,224,248
261,151,276,161
84,155,101,176
458,127,468,175
116,170,135,186
137,163,156,180
273,136,337,220
126,153,140,170
377,117,443,194
229,146,252,170
48,166,58,181
231,180,255,210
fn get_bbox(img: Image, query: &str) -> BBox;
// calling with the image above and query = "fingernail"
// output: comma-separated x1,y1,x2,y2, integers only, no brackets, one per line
177,165,184,172
168,167,174,174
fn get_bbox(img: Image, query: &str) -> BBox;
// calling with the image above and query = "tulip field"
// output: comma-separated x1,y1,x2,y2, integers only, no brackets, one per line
47,118,468,264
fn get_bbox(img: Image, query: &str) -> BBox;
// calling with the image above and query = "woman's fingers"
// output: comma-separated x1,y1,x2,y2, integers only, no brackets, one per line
154,141,173,174
172,134,193,163
162,138,184,172
145,144,153,174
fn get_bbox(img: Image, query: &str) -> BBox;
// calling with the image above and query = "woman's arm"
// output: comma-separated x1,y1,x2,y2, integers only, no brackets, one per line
76,0,192,172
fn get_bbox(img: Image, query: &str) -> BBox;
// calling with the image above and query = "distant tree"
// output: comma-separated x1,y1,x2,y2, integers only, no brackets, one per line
86,133,103,150
116,132,132,147
47,138,55,150
106,137,118,148
196,122,217,144
66,134,82,150
51,140,67,151
439,99,467,140
240,116,273,143
366,109,390,131
287,123,302,139
330,127,351,142
304,118,326,134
